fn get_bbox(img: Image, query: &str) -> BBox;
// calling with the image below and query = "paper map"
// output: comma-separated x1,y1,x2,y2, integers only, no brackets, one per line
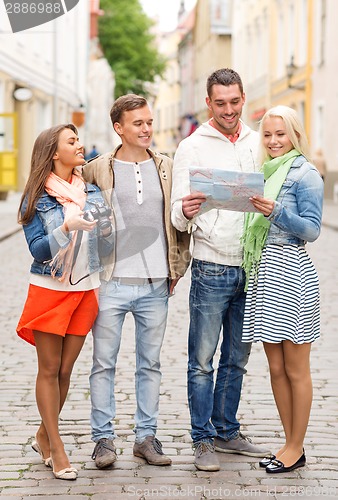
189,167,264,214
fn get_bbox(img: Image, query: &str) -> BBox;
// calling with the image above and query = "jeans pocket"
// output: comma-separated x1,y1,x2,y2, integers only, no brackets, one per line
99,279,119,298
193,260,226,277
150,279,169,298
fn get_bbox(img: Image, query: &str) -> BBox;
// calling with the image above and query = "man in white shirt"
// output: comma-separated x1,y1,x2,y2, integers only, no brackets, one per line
171,68,270,471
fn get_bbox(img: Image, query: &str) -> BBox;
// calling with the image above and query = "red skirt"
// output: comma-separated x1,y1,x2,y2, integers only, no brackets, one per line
17,284,99,346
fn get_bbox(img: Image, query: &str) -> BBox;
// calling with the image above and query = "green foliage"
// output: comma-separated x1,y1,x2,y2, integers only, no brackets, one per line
98,0,167,97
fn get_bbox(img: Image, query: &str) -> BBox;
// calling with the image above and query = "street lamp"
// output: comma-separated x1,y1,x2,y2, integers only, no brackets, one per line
72,103,86,128
286,55,305,90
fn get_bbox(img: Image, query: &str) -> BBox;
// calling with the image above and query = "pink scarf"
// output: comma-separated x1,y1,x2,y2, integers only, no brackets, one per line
45,172,86,282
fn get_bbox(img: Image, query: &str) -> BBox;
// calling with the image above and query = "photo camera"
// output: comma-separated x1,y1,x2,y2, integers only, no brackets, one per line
83,202,112,236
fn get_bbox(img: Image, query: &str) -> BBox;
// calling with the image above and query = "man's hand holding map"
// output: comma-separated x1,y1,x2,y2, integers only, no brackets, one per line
189,167,264,214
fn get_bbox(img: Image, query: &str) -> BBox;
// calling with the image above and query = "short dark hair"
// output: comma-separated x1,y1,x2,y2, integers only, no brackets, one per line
110,94,148,125
206,68,244,97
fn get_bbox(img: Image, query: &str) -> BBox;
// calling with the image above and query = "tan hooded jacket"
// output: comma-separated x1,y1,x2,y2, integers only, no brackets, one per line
82,146,191,281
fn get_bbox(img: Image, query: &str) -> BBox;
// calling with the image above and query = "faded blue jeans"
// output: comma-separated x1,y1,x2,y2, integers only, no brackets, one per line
90,279,169,443
188,259,251,444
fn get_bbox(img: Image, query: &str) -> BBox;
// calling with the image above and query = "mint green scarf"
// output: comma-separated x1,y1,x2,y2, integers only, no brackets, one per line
241,149,300,290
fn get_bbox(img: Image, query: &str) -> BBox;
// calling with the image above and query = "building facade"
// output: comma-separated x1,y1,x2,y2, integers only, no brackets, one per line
0,0,89,193
85,0,116,156
311,0,338,198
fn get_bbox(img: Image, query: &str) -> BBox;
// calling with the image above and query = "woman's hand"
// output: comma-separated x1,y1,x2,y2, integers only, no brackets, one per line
61,212,97,234
250,195,275,217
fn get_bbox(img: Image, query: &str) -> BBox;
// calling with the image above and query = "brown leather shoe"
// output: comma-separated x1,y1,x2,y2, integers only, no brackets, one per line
91,438,117,469
133,436,172,466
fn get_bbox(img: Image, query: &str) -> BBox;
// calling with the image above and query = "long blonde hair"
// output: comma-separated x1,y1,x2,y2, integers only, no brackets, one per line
258,105,311,165
18,124,78,225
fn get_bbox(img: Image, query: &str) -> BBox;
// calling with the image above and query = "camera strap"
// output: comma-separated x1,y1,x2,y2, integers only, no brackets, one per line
68,230,91,286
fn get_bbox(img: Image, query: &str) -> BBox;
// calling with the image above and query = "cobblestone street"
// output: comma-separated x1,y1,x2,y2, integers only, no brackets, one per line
0,209,337,498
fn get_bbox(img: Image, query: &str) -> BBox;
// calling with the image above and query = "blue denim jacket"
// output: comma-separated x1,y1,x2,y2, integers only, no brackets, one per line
266,155,324,245
22,183,114,277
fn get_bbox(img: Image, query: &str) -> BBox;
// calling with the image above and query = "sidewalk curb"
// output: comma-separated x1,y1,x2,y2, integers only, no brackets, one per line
322,221,338,232
0,226,22,242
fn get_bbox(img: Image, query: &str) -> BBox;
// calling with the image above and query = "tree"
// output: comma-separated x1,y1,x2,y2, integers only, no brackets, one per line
98,0,167,98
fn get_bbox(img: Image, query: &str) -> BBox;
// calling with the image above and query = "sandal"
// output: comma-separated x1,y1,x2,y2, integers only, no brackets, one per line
31,439,52,468
53,467,78,480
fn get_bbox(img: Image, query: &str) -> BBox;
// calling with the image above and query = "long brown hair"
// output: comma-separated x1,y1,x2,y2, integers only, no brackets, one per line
18,123,78,225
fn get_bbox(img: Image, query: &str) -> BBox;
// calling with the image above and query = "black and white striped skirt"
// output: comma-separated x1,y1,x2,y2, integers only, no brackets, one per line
242,244,320,344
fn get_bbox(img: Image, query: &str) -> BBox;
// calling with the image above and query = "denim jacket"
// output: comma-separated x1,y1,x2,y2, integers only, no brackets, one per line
22,183,114,277
266,155,324,245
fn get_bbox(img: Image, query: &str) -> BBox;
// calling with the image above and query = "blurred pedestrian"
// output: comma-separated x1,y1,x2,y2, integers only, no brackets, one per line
16,124,114,480
82,94,190,469
312,148,326,181
85,144,99,161
241,105,324,473
171,68,270,472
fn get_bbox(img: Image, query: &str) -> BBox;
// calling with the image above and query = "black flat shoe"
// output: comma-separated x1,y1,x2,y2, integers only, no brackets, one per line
266,453,306,474
259,455,276,468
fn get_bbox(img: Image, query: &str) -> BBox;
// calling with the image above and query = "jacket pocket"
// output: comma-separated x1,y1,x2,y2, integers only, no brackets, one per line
36,200,59,230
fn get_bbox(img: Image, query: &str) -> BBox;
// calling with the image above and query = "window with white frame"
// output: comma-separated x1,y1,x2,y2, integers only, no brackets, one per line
0,80,4,113
319,0,326,66
315,104,324,150
288,2,295,66
298,0,307,66
36,99,51,135
276,12,285,79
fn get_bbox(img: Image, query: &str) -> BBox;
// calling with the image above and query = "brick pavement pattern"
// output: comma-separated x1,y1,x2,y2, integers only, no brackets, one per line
0,197,337,498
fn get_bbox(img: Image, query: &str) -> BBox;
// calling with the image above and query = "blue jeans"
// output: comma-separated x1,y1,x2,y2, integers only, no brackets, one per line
90,279,169,443
188,259,251,443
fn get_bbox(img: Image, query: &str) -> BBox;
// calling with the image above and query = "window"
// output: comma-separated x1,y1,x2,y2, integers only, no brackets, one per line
319,0,327,65
0,80,3,113
315,104,324,150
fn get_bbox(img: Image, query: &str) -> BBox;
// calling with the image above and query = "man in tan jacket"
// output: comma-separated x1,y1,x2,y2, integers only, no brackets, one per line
82,94,190,469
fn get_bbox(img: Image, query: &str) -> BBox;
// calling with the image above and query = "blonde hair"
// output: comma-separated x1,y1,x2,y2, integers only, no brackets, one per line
258,105,311,165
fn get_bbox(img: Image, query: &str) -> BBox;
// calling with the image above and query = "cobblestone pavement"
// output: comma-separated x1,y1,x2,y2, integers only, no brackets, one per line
0,207,337,499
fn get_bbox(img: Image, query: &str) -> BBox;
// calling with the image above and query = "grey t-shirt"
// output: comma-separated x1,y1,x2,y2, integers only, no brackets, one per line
112,158,169,278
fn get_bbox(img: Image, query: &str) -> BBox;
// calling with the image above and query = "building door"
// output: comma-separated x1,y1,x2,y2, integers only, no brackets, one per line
0,113,18,199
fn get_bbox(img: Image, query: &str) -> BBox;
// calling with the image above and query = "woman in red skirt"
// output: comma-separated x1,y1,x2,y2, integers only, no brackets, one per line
17,124,113,480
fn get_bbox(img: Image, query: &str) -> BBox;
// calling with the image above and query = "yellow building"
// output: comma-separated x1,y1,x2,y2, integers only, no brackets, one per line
232,0,337,199
152,30,182,157
192,0,232,124
153,0,233,151
269,0,310,136
151,0,337,198
232,0,309,132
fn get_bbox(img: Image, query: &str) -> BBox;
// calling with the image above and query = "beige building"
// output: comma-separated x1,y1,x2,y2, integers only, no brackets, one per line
150,0,338,199
152,30,181,157
232,0,337,199
177,7,197,142
232,0,270,127
232,0,309,130
311,0,338,199
85,0,116,156
192,0,232,124
153,0,233,151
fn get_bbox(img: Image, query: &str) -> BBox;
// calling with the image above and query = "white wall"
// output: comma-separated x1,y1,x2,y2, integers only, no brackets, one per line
0,0,90,190
0,0,89,116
